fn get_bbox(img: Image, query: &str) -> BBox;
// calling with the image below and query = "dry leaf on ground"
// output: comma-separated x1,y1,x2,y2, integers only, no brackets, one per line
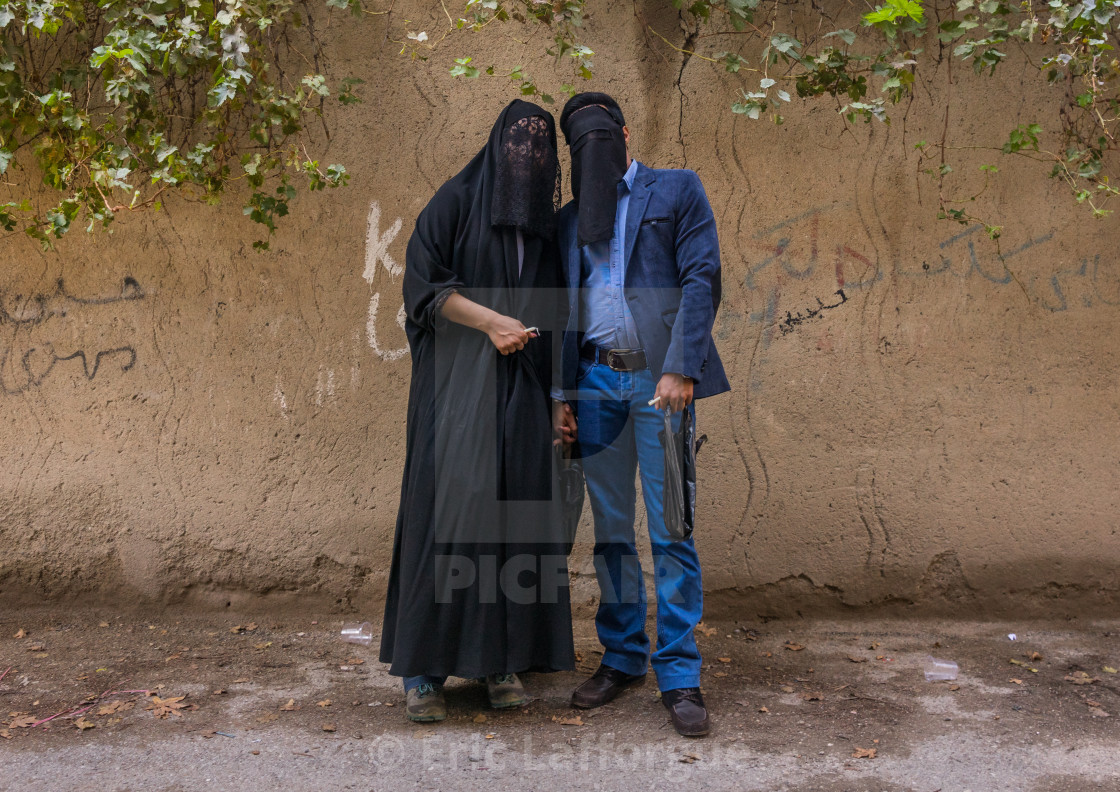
848,655,869,663
96,700,134,716
783,641,805,651
473,714,488,723
279,699,297,711
1103,667,1118,674
696,623,717,637
758,706,769,713
317,700,332,708
145,695,188,718
8,715,36,729
26,643,45,652
801,692,823,701
1065,671,1100,685
780,686,795,694
717,657,731,663
321,723,336,732
13,629,26,639
73,717,95,731
1089,708,1112,718
552,715,584,726
852,747,877,759
679,753,700,764
0,729,11,739
253,642,272,651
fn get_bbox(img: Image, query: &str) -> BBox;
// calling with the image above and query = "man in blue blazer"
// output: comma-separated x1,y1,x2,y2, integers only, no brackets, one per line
554,93,730,737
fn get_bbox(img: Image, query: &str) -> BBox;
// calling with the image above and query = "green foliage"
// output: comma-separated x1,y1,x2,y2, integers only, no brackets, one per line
0,0,360,247
863,0,925,31
442,0,590,97
431,0,1120,220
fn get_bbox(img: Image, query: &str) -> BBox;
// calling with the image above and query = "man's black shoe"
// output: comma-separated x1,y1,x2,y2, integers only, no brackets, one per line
570,664,646,709
661,687,710,737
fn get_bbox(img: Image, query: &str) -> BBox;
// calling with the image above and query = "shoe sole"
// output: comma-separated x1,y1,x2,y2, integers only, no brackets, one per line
407,713,447,723
489,697,527,709
674,723,710,737
570,675,646,709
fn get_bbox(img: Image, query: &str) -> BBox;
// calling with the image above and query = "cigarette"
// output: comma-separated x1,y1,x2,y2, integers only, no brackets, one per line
525,327,540,337
648,396,661,407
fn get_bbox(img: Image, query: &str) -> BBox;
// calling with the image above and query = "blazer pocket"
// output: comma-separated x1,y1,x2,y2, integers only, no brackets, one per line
641,216,672,228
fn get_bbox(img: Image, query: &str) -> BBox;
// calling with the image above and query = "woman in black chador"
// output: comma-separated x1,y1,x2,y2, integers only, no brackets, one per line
380,100,575,722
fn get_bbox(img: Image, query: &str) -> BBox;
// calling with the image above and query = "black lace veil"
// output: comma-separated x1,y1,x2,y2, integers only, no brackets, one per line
492,114,561,239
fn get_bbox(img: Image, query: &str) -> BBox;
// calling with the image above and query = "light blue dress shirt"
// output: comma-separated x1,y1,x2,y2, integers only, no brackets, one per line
579,159,641,350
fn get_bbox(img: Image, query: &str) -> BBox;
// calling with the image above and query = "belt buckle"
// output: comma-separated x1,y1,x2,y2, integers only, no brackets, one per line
606,349,629,372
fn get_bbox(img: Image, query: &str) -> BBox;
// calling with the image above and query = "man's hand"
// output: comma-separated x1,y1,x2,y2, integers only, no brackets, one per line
654,373,693,413
552,400,577,447
484,313,531,355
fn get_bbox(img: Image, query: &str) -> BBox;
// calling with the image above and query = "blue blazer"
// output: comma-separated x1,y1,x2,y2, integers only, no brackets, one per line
558,163,730,400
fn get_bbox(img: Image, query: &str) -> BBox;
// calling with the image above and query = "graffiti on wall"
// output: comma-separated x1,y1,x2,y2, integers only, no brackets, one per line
741,207,1116,316
898,224,1118,312
363,201,408,362
0,277,144,396
725,205,1117,392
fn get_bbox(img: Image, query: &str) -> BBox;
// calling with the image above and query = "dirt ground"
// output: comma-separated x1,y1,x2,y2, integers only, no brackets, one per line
1,608,1118,791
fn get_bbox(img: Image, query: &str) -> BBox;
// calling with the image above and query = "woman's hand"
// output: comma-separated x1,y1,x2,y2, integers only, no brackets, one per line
552,400,577,447
485,313,532,355
440,294,534,355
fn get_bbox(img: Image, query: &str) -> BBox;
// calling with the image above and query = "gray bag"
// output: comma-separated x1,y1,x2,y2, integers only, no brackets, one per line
556,444,585,554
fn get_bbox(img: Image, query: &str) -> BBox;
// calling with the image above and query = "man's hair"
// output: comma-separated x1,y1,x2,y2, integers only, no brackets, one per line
559,93,626,144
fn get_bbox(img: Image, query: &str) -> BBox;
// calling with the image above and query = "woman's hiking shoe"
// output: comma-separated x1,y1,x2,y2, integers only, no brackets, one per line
406,682,447,722
486,673,527,708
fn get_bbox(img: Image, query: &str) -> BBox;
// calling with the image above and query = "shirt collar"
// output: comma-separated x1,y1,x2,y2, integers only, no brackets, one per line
620,159,639,193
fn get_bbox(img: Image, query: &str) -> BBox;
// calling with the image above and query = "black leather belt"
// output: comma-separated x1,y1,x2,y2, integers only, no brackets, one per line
580,343,648,372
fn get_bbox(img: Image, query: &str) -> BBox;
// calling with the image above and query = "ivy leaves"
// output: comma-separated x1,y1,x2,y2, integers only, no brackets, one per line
0,0,360,248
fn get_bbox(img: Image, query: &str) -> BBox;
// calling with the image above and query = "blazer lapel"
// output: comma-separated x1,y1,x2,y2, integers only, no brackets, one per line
623,164,656,275
565,212,580,296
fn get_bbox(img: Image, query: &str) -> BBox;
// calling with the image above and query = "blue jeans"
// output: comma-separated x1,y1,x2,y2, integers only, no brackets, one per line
403,674,447,692
574,359,703,691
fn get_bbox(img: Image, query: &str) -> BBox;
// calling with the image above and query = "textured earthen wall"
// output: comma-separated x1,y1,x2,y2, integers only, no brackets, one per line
2,1,1118,615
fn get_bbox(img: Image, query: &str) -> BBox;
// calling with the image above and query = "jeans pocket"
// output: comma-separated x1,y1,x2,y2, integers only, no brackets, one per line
576,358,594,385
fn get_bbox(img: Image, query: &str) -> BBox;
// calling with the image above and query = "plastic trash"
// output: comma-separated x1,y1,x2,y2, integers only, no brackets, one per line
340,621,373,646
1008,633,1017,641
923,656,959,681
658,407,707,542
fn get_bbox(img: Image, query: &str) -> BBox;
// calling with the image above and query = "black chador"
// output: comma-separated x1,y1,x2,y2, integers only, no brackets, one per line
379,101,575,679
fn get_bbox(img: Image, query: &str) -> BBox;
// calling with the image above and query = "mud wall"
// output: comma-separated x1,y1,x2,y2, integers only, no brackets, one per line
1,1,1118,616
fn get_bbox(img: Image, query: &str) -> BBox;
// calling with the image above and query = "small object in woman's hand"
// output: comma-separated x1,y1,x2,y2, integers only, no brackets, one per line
648,396,661,407
525,327,540,338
